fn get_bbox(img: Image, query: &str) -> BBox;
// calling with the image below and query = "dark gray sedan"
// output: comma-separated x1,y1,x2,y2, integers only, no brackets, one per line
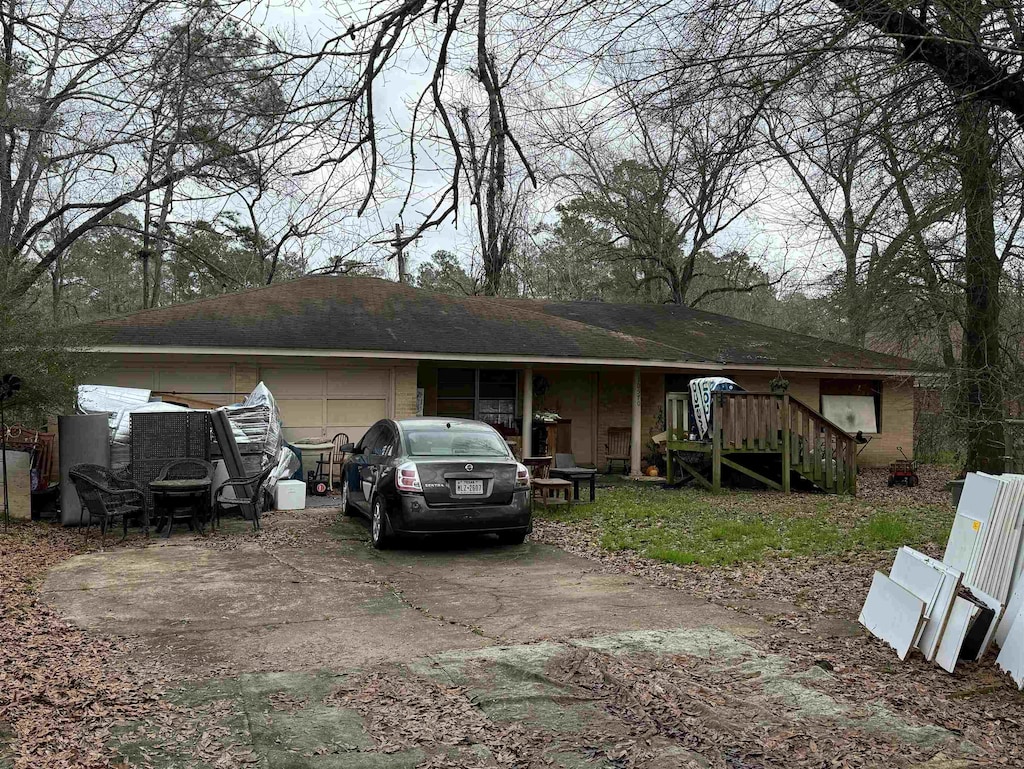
339,418,532,549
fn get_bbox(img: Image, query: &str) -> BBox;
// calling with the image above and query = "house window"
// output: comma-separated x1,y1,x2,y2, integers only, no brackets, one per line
479,370,517,429
437,368,518,430
436,368,475,419
820,380,882,434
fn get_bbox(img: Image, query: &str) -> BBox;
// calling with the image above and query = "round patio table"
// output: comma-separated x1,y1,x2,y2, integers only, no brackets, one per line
149,478,212,537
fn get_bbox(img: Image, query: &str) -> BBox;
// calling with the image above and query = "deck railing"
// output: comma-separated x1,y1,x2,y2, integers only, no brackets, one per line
666,390,857,495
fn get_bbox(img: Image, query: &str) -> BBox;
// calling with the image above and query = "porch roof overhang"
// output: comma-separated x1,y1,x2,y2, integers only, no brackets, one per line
85,344,923,378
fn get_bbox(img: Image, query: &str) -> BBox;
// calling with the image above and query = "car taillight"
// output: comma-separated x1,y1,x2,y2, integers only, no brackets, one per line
515,462,530,488
396,462,421,492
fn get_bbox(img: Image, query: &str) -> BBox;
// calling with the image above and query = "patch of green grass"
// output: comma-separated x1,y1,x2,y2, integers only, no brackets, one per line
536,484,953,566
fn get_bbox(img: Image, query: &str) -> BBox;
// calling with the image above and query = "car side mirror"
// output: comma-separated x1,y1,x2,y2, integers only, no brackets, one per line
339,443,356,453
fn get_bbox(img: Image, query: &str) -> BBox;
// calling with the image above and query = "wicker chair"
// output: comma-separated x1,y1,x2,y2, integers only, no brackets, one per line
68,464,149,545
214,464,275,532
151,459,215,537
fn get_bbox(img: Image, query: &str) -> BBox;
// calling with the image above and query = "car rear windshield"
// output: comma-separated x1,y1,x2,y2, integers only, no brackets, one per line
405,426,509,457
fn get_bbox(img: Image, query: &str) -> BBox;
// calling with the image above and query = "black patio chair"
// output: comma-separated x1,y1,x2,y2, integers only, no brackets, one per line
151,458,215,537
550,453,599,502
68,464,150,546
213,464,276,533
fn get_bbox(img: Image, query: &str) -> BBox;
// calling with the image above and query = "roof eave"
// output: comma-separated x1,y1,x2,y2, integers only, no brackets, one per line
83,344,923,376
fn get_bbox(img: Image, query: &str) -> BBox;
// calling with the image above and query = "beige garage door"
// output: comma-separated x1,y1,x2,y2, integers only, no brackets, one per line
259,366,391,444
94,365,235,407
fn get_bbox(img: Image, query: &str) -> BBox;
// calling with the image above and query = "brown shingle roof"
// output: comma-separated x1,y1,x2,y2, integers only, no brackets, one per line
88,275,921,371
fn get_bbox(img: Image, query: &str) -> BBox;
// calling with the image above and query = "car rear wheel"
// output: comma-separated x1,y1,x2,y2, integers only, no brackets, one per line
498,531,527,545
370,496,390,549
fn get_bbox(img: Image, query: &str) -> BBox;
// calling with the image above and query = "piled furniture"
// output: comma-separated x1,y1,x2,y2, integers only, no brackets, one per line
68,464,149,545
129,411,210,509
4,426,56,494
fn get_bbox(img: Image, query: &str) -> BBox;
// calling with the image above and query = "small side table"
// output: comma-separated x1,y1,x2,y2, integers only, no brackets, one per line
531,478,573,510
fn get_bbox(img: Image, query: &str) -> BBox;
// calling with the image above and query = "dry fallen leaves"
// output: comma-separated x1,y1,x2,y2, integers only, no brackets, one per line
532,467,1024,767
0,521,269,769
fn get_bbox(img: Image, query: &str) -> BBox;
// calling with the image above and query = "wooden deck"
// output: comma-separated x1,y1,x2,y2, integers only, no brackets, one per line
665,391,857,495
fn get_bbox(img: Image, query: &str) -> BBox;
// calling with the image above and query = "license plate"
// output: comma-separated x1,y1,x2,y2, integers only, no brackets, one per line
455,479,484,495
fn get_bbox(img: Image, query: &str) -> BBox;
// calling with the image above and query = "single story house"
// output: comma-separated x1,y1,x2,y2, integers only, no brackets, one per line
83,275,920,473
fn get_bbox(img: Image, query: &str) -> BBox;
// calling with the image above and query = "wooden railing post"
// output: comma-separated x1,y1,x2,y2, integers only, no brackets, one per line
781,394,791,493
712,394,722,492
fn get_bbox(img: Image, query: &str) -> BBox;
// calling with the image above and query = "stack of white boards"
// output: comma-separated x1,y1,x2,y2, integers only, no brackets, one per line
859,546,1002,673
943,473,1024,604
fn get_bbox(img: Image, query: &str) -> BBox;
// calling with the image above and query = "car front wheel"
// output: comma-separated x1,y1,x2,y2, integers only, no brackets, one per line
498,531,527,545
370,496,391,550
341,481,355,516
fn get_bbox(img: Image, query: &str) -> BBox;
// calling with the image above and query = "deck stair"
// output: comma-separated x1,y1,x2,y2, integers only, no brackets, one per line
665,391,857,495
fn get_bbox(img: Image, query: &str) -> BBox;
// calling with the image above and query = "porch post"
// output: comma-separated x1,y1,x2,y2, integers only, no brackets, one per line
522,367,533,458
630,369,642,477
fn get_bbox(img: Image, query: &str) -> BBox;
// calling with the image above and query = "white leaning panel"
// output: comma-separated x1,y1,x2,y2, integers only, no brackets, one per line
860,571,927,661
998,581,1024,648
945,473,1004,579
973,474,1021,600
996,603,1024,689
967,585,1003,662
904,549,964,661
935,597,980,674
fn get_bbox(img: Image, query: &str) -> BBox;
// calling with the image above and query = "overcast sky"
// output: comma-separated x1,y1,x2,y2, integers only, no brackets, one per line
255,0,832,291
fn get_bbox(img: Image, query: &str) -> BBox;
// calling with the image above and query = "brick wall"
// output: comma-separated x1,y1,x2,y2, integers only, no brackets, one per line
393,364,420,419
858,378,915,466
594,370,665,471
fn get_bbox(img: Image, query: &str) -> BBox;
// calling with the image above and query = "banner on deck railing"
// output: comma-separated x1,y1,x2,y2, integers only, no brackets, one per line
688,377,743,440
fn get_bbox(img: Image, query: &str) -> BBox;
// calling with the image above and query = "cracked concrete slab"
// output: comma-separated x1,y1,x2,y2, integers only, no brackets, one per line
41,515,760,673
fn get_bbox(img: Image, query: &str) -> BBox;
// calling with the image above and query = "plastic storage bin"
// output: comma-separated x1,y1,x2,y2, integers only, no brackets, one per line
274,479,306,510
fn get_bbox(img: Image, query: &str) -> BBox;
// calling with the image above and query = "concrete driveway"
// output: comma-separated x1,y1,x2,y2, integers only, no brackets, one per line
40,509,971,768
43,511,757,673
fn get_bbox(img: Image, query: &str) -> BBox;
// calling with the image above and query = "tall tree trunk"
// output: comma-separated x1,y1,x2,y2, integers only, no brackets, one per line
149,178,174,307
477,0,507,296
50,255,62,322
842,202,862,346
957,99,1005,473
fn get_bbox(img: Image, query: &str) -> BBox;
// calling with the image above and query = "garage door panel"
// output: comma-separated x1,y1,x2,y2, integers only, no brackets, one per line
260,368,324,397
96,369,157,389
277,399,324,427
327,398,387,425
282,426,331,443
325,425,372,444
156,368,232,397
327,368,389,397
